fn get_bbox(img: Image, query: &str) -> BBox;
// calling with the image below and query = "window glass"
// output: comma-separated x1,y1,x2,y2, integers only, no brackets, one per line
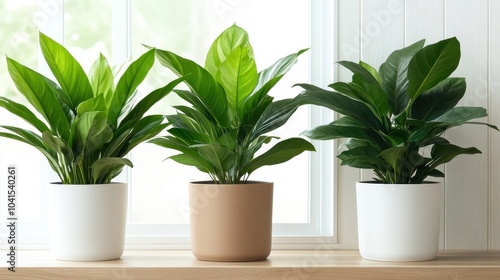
130,0,311,224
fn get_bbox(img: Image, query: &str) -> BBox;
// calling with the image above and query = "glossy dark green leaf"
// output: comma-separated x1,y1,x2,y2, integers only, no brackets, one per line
407,37,460,100
91,157,133,184
379,39,424,114
411,78,466,120
429,143,481,169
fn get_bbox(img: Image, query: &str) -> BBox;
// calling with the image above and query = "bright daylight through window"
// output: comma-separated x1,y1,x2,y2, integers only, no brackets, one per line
0,0,334,248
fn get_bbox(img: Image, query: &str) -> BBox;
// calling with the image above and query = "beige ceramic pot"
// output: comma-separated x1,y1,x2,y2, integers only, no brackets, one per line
189,181,273,262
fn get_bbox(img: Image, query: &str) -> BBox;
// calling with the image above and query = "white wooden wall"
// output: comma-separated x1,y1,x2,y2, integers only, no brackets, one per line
335,0,500,250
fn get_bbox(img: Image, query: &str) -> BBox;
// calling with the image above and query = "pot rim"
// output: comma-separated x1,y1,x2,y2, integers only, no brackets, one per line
357,181,440,185
49,182,127,186
190,180,272,186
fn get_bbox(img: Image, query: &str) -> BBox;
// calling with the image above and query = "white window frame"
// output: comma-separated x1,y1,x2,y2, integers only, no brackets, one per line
1,0,339,250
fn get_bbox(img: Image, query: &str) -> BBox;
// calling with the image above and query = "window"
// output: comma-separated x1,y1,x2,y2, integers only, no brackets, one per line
0,0,335,249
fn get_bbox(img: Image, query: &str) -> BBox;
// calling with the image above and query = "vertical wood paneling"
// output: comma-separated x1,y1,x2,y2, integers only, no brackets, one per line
489,0,500,250
337,0,497,250
360,0,405,181
404,0,446,250
337,0,362,247
444,0,489,250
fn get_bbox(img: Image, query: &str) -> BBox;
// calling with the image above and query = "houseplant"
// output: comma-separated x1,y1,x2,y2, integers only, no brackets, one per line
296,37,498,261
150,24,315,261
0,32,184,261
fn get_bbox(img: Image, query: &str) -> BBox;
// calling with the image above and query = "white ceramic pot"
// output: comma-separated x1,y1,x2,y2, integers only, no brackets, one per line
48,183,128,261
189,181,273,262
356,181,442,261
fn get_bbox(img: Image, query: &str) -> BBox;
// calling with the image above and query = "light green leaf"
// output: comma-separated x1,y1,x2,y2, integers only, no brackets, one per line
215,45,258,114
39,32,93,109
6,57,70,139
89,53,114,105
109,49,155,127
0,97,49,133
205,24,253,77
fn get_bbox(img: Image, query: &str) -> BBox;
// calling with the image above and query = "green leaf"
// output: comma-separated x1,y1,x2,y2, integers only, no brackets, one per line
120,76,185,125
205,24,253,77
6,57,70,139
337,146,383,169
89,53,114,105
359,60,382,85
407,37,460,100
378,146,409,173
251,98,299,141
91,157,133,184
245,138,315,175
337,60,381,85
431,106,487,124
155,49,229,126
72,111,113,152
295,84,383,129
429,143,481,169
0,97,49,133
348,74,391,119
150,137,214,172
215,45,258,115
109,49,155,127
196,143,234,173
39,32,93,109
411,78,466,120
76,95,107,116
379,39,425,114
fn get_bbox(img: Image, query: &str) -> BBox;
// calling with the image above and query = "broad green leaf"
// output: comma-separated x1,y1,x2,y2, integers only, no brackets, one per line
411,78,466,120
245,138,315,175
91,157,133,184
39,32,93,109
76,95,107,116
205,24,252,77
172,105,220,138
215,45,258,115
429,143,481,169
155,49,229,126
431,106,487,124
407,37,460,100
0,97,49,133
89,53,114,105
379,39,425,114
109,48,155,127
302,123,378,144
6,57,70,139
295,84,383,129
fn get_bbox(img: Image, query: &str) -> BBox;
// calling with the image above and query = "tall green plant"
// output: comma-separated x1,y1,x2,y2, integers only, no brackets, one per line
296,37,498,184
0,32,184,184
150,24,315,184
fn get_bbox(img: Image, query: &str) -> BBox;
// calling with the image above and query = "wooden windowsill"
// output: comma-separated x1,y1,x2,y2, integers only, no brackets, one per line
3,250,500,279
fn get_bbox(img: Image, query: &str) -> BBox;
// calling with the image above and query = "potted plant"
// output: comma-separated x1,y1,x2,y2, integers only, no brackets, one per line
296,37,498,261
0,33,184,261
150,24,315,261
